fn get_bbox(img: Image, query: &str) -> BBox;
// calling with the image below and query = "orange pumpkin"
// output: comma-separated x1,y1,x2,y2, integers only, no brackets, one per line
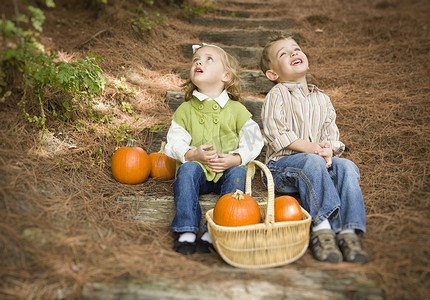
274,195,303,222
111,139,150,184
149,141,176,180
213,189,261,227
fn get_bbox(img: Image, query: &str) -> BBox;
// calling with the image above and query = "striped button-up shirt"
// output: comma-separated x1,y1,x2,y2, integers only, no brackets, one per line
261,82,345,163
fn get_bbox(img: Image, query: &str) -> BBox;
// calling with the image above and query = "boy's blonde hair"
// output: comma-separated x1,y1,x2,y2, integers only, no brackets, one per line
260,33,298,76
182,45,242,102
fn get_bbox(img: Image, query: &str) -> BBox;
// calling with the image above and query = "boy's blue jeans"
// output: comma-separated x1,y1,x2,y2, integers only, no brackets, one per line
266,153,366,234
171,161,247,233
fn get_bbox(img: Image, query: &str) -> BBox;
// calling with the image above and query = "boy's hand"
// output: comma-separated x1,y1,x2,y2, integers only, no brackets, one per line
315,142,333,168
185,144,218,164
207,153,242,173
288,139,333,168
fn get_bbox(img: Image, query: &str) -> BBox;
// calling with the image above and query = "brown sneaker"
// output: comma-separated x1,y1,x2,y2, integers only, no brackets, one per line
310,229,342,263
337,233,369,264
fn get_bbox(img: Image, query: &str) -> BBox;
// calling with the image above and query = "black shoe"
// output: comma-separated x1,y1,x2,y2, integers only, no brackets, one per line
195,239,215,254
173,237,196,255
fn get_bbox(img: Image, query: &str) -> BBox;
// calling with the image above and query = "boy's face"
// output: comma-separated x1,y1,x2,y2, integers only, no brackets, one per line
190,47,230,91
265,38,309,83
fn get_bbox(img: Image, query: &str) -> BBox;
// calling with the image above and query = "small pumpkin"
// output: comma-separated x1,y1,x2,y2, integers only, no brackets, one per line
149,141,176,180
213,189,261,227
111,139,151,184
274,195,303,222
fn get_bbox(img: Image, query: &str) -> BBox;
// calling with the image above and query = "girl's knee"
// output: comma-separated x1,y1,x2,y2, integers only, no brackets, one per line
221,166,247,194
226,166,247,178
177,161,201,176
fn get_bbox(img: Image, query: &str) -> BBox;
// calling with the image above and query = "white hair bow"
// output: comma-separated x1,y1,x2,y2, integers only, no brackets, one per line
192,43,208,53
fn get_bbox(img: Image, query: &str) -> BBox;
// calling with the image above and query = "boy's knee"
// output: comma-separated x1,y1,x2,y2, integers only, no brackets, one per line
330,158,360,182
334,158,359,175
305,153,327,169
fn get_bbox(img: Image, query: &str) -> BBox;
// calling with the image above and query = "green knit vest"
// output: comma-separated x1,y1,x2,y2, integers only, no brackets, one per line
173,96,252,182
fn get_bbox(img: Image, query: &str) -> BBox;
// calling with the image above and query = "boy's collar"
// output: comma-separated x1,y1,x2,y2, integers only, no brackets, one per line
192,90,229,108
279,81,321,92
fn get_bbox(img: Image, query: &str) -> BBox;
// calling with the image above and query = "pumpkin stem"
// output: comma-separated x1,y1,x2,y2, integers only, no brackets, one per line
159,141,167,154
232,189,245,200
126,138,137,147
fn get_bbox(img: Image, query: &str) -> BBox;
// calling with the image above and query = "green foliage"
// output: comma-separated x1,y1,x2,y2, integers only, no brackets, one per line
0,3,142,146
179,0,216,20
41,0,56,8
27,6,46,32
112,122,132,145
13,46,108,137
121,102,134,114
149,123,167,133
1,4,107,137
130,3,168,32
165,0,183,9
89,147,105,168
0,1,160,149
110,77,130,92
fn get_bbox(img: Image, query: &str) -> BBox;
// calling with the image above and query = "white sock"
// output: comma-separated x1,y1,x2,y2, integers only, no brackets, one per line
201,232,212,244
178,232,196,243
339,229,355,235
312,219,331,232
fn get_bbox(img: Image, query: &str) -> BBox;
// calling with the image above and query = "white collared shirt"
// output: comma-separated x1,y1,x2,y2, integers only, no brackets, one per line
165,90,264,165
192,89,230,108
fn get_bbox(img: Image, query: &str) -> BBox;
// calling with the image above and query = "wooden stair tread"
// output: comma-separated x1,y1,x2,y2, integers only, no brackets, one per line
191,17,295,29
198,30,299,47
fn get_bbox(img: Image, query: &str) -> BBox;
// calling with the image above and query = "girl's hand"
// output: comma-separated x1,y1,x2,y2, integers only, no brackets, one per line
185,144,218,164
207,153,242,173
315,142,333,168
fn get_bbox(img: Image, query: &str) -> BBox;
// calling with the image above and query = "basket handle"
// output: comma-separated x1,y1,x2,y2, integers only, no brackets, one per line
245,160,275,226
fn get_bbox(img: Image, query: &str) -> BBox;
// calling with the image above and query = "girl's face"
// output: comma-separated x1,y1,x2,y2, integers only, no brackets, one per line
190,46,230,94
266,38,309,83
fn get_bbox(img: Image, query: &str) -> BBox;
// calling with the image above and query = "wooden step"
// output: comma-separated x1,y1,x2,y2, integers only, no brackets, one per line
240,69,274,94
198,30,300,47
210,9,253,18
82,268,384,300
120,193,266,224
191,17,294,29
224,1,270,9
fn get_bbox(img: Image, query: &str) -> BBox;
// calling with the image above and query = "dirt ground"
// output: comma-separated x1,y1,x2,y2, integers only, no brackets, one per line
0,0,429,299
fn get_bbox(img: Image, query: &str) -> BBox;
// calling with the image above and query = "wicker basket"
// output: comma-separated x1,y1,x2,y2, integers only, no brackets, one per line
206,160,311,269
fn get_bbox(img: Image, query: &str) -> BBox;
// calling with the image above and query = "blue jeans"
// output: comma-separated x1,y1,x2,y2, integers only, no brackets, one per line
171,161,247,233
266,153,366,234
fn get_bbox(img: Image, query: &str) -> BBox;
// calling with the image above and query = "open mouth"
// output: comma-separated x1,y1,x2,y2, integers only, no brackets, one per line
291,58,303,65
195,67,203,73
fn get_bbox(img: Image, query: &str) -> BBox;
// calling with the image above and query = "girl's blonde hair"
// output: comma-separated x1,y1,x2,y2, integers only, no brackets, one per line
182,45,242,102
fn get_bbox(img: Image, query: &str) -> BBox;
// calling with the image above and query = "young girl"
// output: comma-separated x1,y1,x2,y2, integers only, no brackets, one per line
165,44,264,255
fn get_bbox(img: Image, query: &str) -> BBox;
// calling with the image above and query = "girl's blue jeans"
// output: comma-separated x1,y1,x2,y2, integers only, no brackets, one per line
266,153,366,234
171,161,247,233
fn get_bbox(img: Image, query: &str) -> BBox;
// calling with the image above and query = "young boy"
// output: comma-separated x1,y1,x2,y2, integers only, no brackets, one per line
259,34,368,264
